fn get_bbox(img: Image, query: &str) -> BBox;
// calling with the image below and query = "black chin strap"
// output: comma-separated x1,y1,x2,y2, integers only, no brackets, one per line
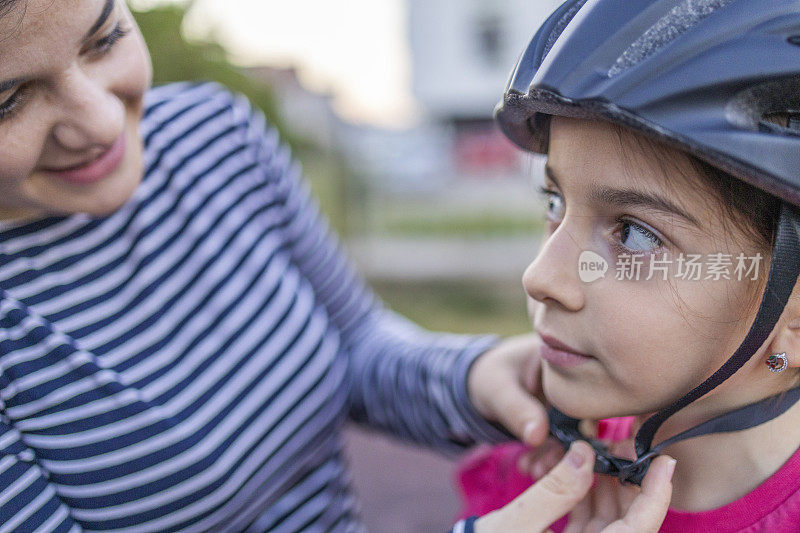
548,202,800,485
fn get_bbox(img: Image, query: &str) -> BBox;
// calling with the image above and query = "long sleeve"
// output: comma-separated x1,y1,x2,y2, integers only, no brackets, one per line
233,91,512,453
0,81,511,532
449,516,478,533
0,298,82,532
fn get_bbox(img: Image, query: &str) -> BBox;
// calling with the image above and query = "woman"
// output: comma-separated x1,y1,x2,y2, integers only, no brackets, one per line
0,0,557,531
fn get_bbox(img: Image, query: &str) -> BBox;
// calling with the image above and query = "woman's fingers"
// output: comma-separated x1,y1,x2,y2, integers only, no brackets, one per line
476,443,673,533
497,380,551,446
603,455,676,533
467,334,551,447
561,490,592,533
476,440,596,532
531,439,568,479
517,437,565,477
585,474,619,533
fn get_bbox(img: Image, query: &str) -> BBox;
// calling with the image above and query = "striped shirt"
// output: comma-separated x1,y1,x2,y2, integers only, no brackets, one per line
0,82,507,532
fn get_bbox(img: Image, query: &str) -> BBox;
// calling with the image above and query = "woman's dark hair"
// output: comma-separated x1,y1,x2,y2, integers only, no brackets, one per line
0,0,21,16
0,0,26,37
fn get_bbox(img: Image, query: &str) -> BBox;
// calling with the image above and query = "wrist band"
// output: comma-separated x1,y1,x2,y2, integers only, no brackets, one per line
451,516,478,533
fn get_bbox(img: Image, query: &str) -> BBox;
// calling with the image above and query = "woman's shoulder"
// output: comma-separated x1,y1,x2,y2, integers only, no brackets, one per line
141,81,257,141
138,81,281,188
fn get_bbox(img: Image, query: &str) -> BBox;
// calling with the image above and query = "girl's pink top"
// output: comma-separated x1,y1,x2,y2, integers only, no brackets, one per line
455,417,800,532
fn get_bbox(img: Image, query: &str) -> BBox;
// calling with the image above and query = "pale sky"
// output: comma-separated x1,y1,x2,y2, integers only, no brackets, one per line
132,0,417,126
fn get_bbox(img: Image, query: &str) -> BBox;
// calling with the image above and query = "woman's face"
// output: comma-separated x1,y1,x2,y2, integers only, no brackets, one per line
525,116,781,423
0,0,151,220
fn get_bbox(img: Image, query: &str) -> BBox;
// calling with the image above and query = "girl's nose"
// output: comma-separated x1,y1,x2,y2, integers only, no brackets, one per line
523,224,586,311
51,65,125,151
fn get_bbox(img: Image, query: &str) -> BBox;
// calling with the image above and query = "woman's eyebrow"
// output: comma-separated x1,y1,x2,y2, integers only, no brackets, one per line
0,0,116,92
545,164,700,225
84,0,115,41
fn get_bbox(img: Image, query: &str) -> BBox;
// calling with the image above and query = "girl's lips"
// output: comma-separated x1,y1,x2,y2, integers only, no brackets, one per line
42,131,126,185
540,333,594,368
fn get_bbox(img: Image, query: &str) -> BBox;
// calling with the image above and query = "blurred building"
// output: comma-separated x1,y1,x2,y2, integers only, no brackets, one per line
409,0,560,119
407,0,561,180
244,66,340,151
244,2,560,194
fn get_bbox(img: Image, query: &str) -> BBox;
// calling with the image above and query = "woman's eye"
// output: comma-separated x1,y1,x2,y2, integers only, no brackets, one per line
618,220,663,252
0,87,26,121
538,187,565,223
92,23,130,55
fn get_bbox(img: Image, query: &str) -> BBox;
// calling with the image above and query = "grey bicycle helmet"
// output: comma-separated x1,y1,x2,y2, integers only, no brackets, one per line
496,0,800,485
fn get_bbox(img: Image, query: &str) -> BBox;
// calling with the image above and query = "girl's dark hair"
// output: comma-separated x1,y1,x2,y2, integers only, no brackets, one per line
611,122,780,251
691,158,780,250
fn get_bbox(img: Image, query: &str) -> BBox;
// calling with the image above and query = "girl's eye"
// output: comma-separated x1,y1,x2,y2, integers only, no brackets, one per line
617,219,663,253
538,187,565,223
92,23,130,55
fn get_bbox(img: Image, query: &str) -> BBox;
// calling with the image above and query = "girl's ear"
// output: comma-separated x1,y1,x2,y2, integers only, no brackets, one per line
768,315,800,369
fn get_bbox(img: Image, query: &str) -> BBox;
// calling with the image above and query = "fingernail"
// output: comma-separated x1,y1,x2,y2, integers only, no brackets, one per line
666,458,676,481
532,462,544,479
523,421,538,443
789,318,800,329
566,443,586,469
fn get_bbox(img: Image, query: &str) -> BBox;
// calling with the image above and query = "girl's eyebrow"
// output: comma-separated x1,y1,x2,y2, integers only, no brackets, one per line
545,164,700,226
84,0,115,42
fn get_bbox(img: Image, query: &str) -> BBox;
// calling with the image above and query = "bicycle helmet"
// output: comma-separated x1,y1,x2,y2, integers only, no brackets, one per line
495,0,800,485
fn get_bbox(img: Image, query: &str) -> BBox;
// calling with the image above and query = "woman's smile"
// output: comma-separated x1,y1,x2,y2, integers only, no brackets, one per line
40,129,126,185
0,0,151,220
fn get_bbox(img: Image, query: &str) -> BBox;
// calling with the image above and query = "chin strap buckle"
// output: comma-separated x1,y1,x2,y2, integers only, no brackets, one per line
547,407,655,486
601,452,656,486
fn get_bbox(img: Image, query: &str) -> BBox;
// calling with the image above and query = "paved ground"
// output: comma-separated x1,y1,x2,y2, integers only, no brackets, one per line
342,424,468,532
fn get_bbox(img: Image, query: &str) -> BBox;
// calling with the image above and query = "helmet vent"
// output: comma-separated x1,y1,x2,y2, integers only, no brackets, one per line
761,112,800,135
542,0,590,62
728,78,800,136
608,0,736,78
788,35,800,47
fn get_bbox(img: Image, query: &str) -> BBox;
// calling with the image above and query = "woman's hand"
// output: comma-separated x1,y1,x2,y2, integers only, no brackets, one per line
475,441,675,533
467,333,550,447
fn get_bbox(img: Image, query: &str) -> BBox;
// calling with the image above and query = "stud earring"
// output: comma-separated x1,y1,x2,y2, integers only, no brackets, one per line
766,353,789,373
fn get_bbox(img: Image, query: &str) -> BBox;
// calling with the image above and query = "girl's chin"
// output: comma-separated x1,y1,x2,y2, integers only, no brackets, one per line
542,371,627,421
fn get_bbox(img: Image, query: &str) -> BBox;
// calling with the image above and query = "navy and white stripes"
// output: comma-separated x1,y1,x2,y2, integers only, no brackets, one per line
0,81,505,532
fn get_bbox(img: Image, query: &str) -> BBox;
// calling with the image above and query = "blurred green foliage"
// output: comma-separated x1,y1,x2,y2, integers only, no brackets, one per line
371,280,530,336
131,3,289,142
131,2,354,234
381,211,543,238
129,3,532,336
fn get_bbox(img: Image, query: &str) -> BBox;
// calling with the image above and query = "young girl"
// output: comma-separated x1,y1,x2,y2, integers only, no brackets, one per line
456,0,800,531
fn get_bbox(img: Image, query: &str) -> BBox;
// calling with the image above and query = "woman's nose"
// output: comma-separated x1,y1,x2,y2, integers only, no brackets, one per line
51,65,125,151
523,224,586,311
